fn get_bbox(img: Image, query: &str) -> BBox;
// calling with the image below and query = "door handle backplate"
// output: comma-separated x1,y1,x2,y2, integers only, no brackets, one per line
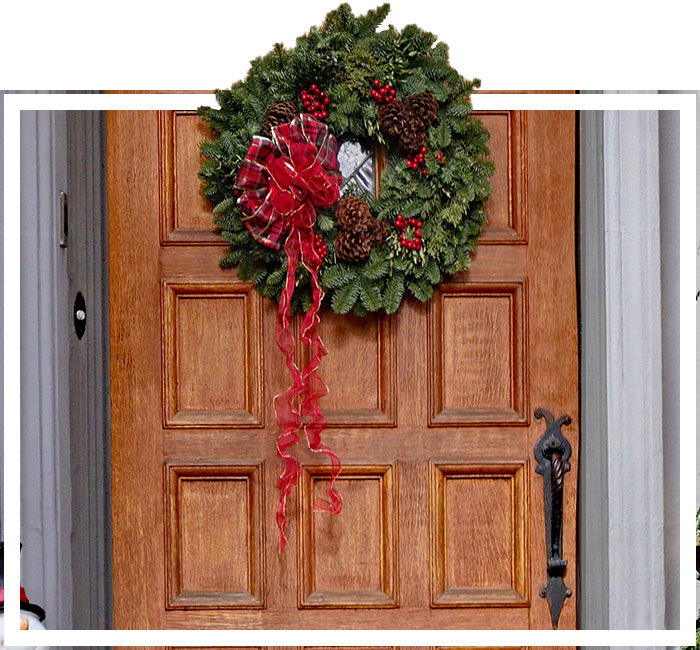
534,406,572,629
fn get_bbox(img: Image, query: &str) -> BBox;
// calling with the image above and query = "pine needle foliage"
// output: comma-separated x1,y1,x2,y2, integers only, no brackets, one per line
198,3,493,315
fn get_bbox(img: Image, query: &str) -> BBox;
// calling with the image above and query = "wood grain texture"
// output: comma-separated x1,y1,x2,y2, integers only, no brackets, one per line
306,309,397,427
158,111,222,244
474,111,528,244
109,103,578,629
161,280,264,428
165,463,265,608
430,463,528,607
299,465,397,608
428,280,528,426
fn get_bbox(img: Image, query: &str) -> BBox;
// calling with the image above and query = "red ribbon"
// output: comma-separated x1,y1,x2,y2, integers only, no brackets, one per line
236,116,343,551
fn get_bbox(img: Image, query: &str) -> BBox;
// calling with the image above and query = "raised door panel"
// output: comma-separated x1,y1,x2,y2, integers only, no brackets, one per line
473,110,527,244
309,310,397,427
428,280,528,426
159,110,221,244
299,464,397,608
161,280,264,428
165,463,265,608
430,463,528,607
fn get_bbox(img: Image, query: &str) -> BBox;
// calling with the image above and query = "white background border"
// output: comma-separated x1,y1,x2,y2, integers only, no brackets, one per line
3,92,697,646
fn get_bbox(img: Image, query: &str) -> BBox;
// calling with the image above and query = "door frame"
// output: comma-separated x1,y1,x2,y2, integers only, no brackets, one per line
8,92,113,633
8,93,685,632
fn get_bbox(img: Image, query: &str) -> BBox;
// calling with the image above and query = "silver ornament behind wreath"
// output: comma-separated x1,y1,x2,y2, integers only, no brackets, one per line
337,139,375,194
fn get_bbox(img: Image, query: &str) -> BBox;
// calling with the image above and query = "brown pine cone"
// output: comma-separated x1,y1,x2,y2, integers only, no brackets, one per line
398,114,427,154
265,101,298,136
370,219,387,247
345,212,386,253
404,93,439,128
334,196,371,230
335,228,372,263
377,101,406,137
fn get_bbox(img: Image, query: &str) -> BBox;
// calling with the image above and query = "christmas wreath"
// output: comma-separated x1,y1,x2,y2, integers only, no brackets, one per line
198,3,493,316
197,3,493,549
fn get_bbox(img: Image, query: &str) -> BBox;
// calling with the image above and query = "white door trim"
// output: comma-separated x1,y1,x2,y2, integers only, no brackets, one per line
603,98,667,630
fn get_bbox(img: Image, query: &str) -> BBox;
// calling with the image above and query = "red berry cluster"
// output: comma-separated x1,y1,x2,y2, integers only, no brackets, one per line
406,145,429,176
301,84,330,120
436,150,446,165
370,79,397,103
314,232,328,259
394,213,423,251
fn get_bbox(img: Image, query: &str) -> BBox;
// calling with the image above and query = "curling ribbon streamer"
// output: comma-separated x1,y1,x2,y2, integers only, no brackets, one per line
235,115,343,551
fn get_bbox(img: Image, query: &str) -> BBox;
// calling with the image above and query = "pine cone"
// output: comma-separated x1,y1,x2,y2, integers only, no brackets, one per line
404,93,439,128
335,228,372,263
370,219,387,247
377,102,406,137
334,196,371,230
398,114,427,154
265,101,298,136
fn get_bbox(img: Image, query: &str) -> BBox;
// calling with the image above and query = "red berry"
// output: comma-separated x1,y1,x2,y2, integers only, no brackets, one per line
421,146,427,154
416,220,423,228
390,88,396,96
374,79,380,87
379,87,386,95
415,242,421,250
323,96,330,105
422,168,428,176
414,228,422,237
411,162,418,170
417,153,424,163
310,83,318,91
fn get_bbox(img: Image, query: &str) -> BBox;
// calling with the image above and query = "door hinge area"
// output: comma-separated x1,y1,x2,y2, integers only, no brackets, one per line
59,191,68,248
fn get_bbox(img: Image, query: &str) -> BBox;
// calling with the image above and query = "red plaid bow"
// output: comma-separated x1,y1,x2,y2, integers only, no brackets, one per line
236,115,343,550
235,114,342,248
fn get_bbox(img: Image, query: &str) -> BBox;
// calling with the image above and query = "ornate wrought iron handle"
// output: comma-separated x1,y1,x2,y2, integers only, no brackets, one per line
534,407,572,629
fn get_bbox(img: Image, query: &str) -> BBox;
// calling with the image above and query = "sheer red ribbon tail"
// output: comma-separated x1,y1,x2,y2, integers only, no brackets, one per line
273,228,343,552
273,233,303,552
299,229,343,515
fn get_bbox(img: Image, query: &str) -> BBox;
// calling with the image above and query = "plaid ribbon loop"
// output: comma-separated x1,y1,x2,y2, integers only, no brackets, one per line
236,114,342,248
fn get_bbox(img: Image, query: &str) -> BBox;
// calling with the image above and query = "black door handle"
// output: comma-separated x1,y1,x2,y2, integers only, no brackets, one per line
534,407,573,629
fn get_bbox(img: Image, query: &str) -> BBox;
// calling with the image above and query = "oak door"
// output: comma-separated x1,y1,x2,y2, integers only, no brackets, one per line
108,105,578,629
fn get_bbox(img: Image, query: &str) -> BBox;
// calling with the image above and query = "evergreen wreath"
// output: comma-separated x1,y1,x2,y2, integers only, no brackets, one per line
197,2,494,317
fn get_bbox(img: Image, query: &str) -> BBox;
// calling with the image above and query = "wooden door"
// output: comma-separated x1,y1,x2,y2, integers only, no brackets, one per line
108,105,578,629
